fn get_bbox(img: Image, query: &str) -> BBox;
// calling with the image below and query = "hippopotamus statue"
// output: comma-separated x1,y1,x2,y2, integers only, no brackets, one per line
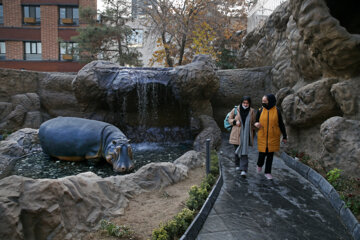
39,117,134,172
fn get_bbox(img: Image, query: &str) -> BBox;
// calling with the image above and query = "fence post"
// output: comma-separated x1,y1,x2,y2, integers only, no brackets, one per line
206,139,210,175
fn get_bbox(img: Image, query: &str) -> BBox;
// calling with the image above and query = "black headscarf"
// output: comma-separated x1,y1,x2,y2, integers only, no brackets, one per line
264,94,276,110
240,96,251,124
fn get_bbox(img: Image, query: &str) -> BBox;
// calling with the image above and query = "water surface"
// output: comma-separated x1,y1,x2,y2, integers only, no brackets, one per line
11,141,192,179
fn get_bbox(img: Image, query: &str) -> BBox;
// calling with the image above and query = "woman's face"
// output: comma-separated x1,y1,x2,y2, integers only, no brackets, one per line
242,100,250,108
262,96,268,104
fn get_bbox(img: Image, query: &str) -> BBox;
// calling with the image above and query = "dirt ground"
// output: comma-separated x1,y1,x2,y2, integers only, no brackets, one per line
87,165,205,240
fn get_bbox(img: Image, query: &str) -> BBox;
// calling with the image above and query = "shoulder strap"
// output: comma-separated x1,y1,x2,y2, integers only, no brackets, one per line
234,106,238,115
276,107,281,119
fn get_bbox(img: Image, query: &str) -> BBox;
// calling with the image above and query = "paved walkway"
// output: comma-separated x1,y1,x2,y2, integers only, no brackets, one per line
197,135,353,240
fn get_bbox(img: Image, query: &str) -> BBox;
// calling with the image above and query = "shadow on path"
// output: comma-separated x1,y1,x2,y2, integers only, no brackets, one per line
197,134,352,240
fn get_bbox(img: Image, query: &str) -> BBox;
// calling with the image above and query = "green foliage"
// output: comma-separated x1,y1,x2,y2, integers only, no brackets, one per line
72,3,142,66
0,130,13,141
152,208,195,240
100,219,135,239
186,185,208,211
210,150,219,176
216,48,237,69
152,226,169,240
327,168,342,189
152,150,220,239
327,169,360,218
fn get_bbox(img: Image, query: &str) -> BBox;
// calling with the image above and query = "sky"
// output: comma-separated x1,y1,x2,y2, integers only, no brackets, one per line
97,0,105,11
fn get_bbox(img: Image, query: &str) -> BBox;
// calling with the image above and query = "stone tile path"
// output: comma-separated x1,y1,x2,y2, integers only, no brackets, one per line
197,136,353,240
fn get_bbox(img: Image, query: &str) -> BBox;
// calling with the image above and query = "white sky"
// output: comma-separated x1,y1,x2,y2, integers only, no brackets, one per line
97,0,105,11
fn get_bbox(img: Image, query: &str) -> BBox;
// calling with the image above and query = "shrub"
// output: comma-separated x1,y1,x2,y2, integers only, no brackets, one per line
327,168,342,190
210,150,219,176
326,168,360,219
100,219,135,239
186,185,208,211
152,150,221,239
152,208,195,240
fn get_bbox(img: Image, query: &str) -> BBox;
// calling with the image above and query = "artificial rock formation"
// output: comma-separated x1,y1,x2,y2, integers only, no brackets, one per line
0,69,45,131
171,55,219,117
0,129,40,179
0,150,205,240
211,67,273,128
320,117,360,176
235,0,360,176
0,56,220,145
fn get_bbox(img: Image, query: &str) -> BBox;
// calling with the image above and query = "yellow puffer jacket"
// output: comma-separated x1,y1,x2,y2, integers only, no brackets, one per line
257,106,281,153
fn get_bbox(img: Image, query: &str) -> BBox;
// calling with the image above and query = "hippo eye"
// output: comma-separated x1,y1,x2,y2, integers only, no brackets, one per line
128,146,133,159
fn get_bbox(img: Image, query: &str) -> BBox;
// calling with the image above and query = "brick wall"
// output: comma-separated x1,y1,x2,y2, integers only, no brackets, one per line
41,5,58,60
79,0,97,26
3,0,22,27
6,41,23,60
79,0,97,10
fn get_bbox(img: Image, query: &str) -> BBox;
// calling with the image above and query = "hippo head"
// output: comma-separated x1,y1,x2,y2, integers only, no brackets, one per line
105,141,134,173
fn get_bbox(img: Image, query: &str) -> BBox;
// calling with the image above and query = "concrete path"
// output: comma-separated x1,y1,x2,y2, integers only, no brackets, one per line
197,136,353,240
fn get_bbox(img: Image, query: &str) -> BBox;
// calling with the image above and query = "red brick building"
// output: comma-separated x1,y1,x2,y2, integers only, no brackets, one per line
0,0,96,72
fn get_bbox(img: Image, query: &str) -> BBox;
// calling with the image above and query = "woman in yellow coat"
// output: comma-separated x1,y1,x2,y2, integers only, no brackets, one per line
254,94,287,180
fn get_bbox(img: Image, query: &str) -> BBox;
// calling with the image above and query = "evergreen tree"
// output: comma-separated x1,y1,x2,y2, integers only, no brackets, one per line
72,0,142,66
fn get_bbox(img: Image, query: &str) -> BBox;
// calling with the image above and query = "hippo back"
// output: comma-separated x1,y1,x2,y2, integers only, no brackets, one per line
39,117,111,158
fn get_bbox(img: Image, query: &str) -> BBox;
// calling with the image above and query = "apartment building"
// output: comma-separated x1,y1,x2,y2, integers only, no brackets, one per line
0,0,96,72
247,0,287,32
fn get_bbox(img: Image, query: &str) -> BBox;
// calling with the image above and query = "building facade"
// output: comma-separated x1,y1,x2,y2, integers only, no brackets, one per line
247,0,287,32
0,0,96,72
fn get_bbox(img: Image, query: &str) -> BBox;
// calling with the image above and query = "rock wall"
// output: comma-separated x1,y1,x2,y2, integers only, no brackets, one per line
211,66,273,128
0,145,205,240
236,0,360,176
0,56,221,149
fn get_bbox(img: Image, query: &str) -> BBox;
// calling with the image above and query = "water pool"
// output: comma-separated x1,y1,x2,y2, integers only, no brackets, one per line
10,141,193,179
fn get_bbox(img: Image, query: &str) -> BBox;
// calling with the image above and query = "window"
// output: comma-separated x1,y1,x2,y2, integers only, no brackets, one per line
0,42,5,60
132,0,151,18
24,42,41,60
60,42,79,61
0,5,3,24
128,29,143,47
59,6,79,25
23,5,41,24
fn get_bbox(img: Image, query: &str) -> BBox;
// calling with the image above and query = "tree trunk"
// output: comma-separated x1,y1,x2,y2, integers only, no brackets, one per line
117,38,125,66
178,33,187,65
162,33,173,67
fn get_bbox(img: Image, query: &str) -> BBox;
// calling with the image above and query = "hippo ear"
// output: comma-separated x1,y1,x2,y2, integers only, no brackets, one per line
112,140,116,145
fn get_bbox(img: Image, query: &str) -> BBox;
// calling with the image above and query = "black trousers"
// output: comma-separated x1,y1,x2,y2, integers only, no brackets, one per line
257,148,274,174
234,145,240,166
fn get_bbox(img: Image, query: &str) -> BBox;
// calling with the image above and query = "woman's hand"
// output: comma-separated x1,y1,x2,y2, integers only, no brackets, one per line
254,122,262,128
236,120,241,127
